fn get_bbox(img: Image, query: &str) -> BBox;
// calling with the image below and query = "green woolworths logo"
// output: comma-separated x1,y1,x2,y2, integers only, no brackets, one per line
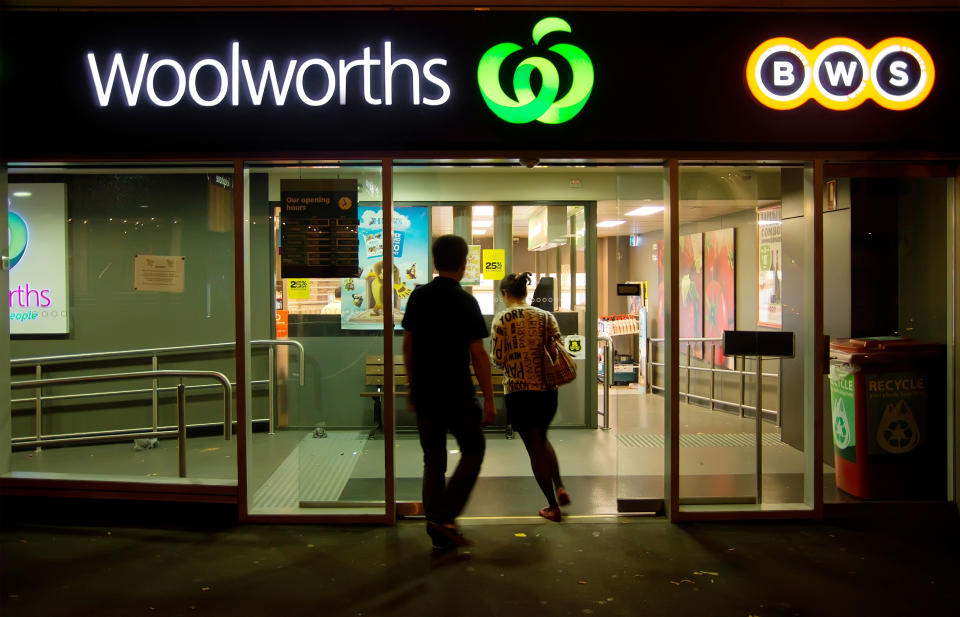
477,17,594,124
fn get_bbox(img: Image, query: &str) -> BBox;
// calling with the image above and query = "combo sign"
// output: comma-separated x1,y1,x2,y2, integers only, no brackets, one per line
746,37,935,110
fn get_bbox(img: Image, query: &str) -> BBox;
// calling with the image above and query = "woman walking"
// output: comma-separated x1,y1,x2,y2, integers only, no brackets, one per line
490,273,570,521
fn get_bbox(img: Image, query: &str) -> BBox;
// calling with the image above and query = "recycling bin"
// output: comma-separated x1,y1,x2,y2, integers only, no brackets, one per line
829,338,946,499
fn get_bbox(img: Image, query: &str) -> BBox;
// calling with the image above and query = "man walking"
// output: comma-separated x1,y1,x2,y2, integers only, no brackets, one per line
402,234,496,550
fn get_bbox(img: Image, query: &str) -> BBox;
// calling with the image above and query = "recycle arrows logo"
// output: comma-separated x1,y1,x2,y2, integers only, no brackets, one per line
477,17,594,124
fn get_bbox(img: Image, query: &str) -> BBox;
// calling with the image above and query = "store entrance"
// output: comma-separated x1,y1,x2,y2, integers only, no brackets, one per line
248,161,665,519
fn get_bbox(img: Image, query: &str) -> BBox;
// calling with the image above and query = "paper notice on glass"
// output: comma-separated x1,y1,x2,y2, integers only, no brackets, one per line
134,255,185,292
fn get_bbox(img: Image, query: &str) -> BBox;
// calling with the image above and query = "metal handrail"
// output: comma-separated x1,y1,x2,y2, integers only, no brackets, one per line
11,370,232,477
11,339,305,386
9,339,304,444
645,338,782,420
9,380,268,405
647,337,722,343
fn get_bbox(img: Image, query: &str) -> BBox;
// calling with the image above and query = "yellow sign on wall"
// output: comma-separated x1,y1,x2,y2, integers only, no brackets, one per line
482,249,505,280
288,278,310,299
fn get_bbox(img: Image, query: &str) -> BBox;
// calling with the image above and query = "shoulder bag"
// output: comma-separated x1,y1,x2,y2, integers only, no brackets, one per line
541,312,577,387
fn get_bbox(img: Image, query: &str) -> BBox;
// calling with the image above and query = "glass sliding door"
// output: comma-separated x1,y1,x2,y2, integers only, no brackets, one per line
391,161,623,519
674,162,819,514
603,165,669,513
243,161,387,519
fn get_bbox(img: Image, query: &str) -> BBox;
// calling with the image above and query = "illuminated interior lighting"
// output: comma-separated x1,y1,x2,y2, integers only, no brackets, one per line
471,220,492,229
625,205,664,216
12,191,32,198
596,220,626,228
473,205,494,216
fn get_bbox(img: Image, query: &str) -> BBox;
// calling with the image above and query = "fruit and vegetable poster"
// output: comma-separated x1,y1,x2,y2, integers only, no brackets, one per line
341,206,428,330
657,233,703,358
462,245,482,286
757,205,782,328
703,229,736,367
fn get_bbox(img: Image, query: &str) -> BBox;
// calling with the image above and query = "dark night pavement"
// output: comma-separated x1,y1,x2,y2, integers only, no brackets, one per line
1,503,958,617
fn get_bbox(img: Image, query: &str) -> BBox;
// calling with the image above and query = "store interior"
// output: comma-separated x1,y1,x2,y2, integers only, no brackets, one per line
4,162,953,518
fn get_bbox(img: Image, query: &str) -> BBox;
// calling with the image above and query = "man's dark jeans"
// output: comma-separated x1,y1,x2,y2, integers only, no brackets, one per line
415,397,486,528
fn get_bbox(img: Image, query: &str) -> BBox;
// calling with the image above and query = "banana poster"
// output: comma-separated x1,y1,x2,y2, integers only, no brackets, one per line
341,206,428,330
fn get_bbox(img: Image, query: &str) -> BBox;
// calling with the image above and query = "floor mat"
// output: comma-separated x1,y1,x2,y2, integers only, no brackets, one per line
617,432,784,448
252,431,367,509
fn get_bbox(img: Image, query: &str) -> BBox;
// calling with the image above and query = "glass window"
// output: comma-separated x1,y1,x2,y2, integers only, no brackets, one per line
822,166,953,504
7,165,237,486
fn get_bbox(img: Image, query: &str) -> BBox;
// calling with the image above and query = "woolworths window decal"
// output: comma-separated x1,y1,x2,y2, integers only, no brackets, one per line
7,184,70,335
746,37,935,110
477,17,594,124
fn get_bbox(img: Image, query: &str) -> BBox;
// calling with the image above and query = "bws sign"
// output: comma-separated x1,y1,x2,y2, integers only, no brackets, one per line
746,37,934,110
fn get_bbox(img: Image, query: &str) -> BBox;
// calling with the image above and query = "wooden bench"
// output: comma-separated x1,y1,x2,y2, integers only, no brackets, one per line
362,355,508,438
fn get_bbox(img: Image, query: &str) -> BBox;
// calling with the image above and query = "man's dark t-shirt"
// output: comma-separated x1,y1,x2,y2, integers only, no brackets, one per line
401,276,489,409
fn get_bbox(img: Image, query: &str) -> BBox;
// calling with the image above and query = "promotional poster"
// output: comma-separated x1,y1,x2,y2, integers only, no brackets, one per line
341,206,428,330
757,205,782,328
8,183,70,335
462,245,482,286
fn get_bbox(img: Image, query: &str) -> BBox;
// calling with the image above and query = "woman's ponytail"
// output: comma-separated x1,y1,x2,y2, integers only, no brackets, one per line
500,272,532,300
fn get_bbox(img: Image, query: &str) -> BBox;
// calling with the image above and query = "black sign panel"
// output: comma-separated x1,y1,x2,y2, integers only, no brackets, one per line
723,330,795,358
0,11,957,158
280,179,359,278
617,283,642,296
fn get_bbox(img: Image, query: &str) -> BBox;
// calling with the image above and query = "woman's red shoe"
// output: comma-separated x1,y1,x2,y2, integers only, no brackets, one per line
539,507,562,522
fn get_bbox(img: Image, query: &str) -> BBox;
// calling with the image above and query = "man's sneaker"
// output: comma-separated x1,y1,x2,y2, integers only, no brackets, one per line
427,521,472,547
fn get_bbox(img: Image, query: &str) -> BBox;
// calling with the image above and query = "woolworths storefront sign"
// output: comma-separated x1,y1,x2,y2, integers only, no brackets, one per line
0,11,955,158
86,42,453,109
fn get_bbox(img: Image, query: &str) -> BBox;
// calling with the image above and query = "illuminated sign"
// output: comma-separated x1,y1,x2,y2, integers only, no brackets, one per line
8,183,70,335
477,17,594,124
746,37,935,110
87,42,450,108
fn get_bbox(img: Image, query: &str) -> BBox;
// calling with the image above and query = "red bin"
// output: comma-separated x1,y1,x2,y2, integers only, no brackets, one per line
828,338,946,499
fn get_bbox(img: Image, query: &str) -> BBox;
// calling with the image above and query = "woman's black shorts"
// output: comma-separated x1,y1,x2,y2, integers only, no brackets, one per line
504,389,559,432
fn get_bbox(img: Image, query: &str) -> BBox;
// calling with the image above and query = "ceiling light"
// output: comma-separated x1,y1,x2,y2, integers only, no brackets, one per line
472,220,492,229
625,205,664,216
473,205,494,216
597,220,626,228
472,228,488,235
12,191,32,198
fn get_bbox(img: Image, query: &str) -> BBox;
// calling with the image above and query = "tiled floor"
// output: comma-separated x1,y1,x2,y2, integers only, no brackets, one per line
9,389,829,516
